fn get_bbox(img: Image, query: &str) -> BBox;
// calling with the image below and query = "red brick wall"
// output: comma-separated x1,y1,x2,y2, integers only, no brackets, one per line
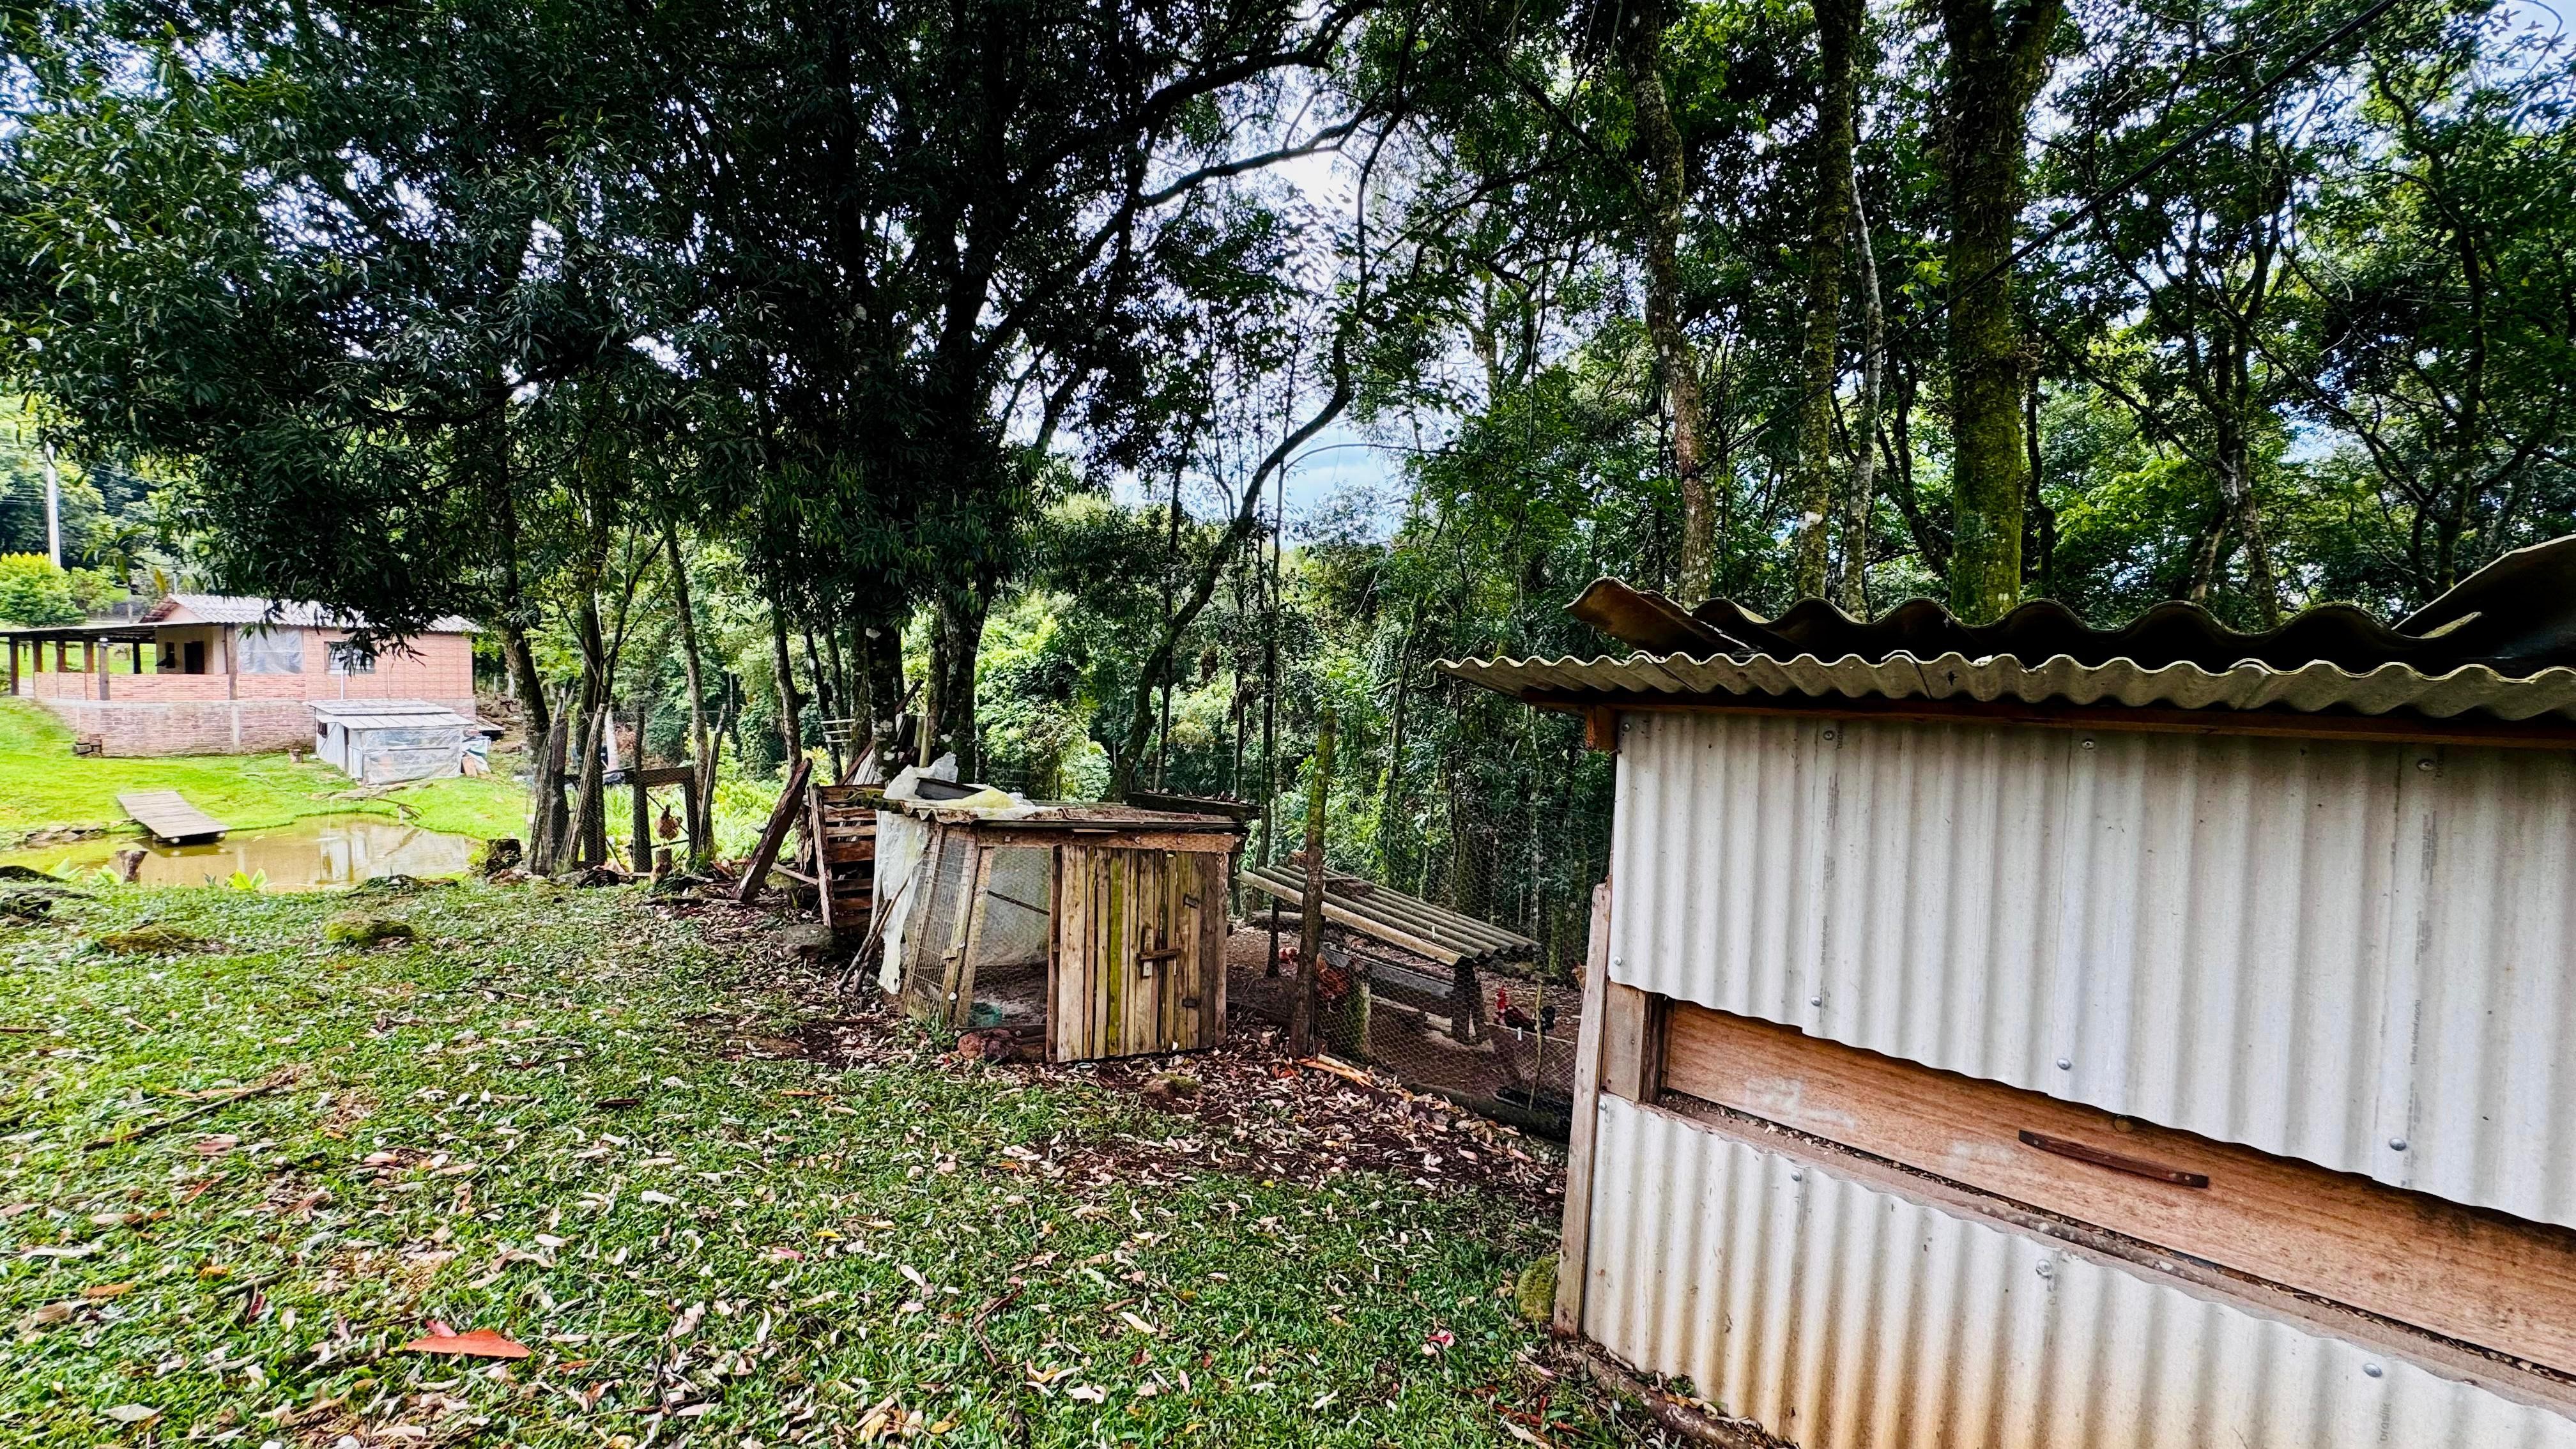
36,697,480,756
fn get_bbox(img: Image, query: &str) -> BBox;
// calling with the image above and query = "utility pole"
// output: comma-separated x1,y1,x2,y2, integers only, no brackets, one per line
42,441,62,568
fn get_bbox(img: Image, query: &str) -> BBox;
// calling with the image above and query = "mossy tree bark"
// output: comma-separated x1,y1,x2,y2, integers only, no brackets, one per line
1619,0,1714,602
1791,0,1862,599
1938,0,2064,622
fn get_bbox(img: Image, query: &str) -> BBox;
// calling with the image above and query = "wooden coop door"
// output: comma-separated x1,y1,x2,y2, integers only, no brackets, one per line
1050,845,1229,1061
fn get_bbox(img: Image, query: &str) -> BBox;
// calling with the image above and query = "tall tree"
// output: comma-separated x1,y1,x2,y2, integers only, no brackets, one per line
1790,0,1863,598
1617,0,1719,601
1938,0,2064,620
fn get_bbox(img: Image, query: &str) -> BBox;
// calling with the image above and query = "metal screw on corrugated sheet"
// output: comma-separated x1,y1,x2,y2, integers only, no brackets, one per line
1788,1169,1803,1182
2417,758,2435,771
1809,995,1823,1008
1821,728,1837,740
2057,1058,2073,1071
2080,738,2096,751
2364,1363,2385,1379
2035,1262,2053,1279
2389,1137,2409,1152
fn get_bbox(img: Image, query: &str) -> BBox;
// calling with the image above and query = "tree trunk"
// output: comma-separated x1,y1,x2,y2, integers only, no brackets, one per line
767,592,803,770
562,593,614,869
527,695,571,873
664,526,716,859
1791,0,1862,598
502,624,549,749
1836,164,1888,614
1620,1,1715,602
803,626,843,781
925,587,986,777
1290,707,1335,1059
1938,0,2063,622
860,624,907,770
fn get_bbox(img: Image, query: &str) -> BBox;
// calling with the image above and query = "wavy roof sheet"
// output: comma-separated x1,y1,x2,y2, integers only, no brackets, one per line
1440,535,2576,723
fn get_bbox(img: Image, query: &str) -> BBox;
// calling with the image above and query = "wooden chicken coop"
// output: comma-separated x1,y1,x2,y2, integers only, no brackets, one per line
871,798,1246,1062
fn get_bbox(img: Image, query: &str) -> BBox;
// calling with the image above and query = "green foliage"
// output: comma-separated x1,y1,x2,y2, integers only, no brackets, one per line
0,553,118,625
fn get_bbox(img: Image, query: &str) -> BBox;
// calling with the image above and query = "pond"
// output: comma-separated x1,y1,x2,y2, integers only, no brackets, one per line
6,813,479,890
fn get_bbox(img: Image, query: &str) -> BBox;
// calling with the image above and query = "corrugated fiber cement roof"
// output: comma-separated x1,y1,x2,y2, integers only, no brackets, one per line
1440,535,2576,724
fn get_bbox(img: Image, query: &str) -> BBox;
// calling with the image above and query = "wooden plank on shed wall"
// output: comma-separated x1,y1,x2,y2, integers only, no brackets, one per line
1094,850,1122,1058
1554,880,1612,1338
1596,983,1661,1103
1130,850,1159,1054
1660,1002,2576,1379
1197,852,1229,1047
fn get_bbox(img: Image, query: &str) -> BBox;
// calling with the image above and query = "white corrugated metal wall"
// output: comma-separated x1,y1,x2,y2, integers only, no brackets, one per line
1606,710,2576,1231
1585,1098,2576,1449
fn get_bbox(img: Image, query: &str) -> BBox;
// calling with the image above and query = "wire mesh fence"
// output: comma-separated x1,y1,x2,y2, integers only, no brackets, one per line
1225,906,1587,1141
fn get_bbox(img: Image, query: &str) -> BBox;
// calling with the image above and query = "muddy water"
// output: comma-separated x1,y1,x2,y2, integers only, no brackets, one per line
8,814,477,890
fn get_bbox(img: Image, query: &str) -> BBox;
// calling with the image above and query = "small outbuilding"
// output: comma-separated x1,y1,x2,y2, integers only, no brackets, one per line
871,781,1245,1062
309,699,475,783
1446,536,2576,1449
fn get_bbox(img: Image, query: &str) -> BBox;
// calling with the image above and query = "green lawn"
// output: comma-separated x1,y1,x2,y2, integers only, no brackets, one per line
0,883,1644,1446
0,701,527,850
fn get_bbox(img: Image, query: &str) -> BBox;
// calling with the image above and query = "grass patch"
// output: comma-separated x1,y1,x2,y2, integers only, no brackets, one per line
0,884,1643,1446
0,701,527,854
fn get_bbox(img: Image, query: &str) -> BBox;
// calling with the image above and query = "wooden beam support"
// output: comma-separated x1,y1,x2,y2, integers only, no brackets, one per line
733,757,812,905
1554,880,1612,1338
1582,706,1620,753
1596,983,1662,1104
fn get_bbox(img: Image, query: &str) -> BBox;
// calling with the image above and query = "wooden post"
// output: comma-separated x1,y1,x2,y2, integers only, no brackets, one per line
734,757,811,905
1555,880,1613,1338
678,774,701,861
1289,708,1334,1057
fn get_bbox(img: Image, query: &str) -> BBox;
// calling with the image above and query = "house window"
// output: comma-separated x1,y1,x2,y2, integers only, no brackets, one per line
327,641,376,676
237,627,303,674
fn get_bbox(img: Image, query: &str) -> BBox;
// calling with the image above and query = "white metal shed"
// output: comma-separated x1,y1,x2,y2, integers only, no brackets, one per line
309,699,473,784
1446,535,2576,1449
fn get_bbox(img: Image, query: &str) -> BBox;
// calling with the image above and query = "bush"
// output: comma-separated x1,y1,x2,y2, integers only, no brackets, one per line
0,554,122,626
0,554,79,626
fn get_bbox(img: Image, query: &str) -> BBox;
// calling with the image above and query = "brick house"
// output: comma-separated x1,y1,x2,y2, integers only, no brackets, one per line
2,594,477,756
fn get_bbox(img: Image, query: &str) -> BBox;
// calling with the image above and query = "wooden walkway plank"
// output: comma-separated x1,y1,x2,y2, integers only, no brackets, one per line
118,790,227,845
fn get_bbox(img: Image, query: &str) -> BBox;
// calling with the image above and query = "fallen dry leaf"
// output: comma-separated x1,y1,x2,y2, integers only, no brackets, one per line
396,1327,531,1360
83,1283,132,1300
102,1404,161,1425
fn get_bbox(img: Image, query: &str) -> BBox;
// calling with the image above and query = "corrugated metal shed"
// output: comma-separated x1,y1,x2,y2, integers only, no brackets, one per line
1604,709,2576,1232
1584,1098,2576,1449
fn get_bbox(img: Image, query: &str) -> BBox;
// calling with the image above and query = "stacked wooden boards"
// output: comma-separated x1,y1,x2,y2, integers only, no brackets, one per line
802,783,878,936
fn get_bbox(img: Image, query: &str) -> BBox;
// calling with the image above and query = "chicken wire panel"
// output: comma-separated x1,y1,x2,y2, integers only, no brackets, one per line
1584,1098,2576,1449
969,847,1053,970
1607,710,2576,1229
894,831,979,1016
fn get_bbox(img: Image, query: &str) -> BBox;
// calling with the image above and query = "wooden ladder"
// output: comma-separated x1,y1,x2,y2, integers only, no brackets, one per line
801,783,878,937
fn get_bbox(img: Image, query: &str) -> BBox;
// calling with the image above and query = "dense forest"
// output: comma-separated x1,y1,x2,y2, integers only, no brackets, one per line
3,0,2572,971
